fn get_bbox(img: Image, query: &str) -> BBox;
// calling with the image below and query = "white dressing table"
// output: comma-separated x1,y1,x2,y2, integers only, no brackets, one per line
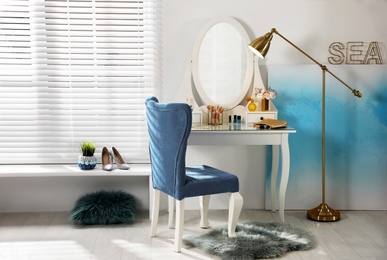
176,16,296,222
189,125,296,222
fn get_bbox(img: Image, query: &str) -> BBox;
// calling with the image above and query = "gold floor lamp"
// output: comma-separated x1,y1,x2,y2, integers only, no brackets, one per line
248,28,362,222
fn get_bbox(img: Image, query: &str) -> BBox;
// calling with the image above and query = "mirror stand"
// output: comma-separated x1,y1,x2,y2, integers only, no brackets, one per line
175,17,278,126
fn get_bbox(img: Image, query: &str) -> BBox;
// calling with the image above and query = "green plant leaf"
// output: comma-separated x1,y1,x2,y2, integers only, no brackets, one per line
79,141,96,156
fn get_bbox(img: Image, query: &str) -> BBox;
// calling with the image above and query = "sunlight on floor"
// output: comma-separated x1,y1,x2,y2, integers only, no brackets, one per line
112,239,151,258
0,240,96,260
112,238,214,260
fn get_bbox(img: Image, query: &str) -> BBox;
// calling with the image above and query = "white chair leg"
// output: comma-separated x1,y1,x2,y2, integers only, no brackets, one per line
199,195,210,228
174,199,185,253
168,195,174,228
150,189,160,237
228,192,243,238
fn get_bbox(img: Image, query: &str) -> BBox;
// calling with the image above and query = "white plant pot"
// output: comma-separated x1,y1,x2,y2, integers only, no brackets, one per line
78,155,97,170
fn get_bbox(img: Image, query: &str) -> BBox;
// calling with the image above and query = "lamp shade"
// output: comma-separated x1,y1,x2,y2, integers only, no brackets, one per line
248,31,273,59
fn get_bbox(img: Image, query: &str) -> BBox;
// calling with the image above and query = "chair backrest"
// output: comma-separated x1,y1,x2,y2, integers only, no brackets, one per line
145,97,192,199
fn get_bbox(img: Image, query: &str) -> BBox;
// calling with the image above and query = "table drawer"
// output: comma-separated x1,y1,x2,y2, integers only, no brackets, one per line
245,111,278,126
192,111,203,126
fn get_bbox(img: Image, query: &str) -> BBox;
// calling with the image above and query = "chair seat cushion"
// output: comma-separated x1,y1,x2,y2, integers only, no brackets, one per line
178,165,239,200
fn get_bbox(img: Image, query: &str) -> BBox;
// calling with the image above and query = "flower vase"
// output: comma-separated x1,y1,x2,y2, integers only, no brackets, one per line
261,98,269,111
247,100,257,111
78,155,97,170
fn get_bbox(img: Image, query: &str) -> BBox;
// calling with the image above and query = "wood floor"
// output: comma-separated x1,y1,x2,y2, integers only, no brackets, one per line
0,210,386,259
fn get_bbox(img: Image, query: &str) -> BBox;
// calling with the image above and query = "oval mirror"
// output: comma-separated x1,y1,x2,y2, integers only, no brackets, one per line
192,17,253,109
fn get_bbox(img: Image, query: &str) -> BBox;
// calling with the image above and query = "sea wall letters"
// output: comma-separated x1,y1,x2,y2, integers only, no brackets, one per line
328,41,384,65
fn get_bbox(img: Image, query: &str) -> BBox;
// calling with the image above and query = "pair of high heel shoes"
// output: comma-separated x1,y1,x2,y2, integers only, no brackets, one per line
102,147,130,171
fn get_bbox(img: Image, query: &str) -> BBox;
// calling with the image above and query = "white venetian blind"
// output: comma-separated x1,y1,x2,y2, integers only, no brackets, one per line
0,0,159,164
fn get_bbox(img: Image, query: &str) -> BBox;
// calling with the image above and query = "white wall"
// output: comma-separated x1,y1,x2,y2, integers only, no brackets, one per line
0,177,150,212
162,0,387,211
1,0,385,212
162,0,386,99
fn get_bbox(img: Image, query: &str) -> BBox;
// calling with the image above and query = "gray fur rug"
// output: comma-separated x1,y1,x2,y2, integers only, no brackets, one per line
183,221,316,259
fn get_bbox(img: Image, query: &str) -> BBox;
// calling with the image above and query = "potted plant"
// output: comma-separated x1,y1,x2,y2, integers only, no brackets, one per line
78,141,97,170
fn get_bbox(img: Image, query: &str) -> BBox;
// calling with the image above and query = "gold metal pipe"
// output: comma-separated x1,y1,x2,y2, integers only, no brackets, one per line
272,28,362,98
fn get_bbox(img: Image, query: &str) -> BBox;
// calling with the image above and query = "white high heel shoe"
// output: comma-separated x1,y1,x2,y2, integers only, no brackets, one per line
102,147,113,171
112,147,130,170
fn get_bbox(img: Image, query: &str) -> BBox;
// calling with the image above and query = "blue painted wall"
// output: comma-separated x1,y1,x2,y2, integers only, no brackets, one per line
268,64,387,210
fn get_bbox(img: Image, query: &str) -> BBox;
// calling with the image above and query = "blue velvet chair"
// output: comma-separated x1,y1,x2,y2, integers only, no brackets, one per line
145,97,243,252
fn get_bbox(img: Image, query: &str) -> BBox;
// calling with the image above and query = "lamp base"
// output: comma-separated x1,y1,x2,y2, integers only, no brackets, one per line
307,203,340,222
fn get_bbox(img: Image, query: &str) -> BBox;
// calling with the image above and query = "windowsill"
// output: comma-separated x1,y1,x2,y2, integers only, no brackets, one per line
0,164,151,177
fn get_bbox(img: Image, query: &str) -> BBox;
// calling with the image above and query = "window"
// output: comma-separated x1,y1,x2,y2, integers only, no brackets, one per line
0,0,160,164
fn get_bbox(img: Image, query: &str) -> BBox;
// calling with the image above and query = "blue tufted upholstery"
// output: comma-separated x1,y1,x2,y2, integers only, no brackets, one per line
145,97,243,252
145,97,239,200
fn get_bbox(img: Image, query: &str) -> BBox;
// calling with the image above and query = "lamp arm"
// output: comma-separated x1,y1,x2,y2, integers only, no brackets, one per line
324,68,362,98
272,28,362,98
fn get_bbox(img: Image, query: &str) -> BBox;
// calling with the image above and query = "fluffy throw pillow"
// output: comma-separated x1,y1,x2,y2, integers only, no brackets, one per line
69,190,137,225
